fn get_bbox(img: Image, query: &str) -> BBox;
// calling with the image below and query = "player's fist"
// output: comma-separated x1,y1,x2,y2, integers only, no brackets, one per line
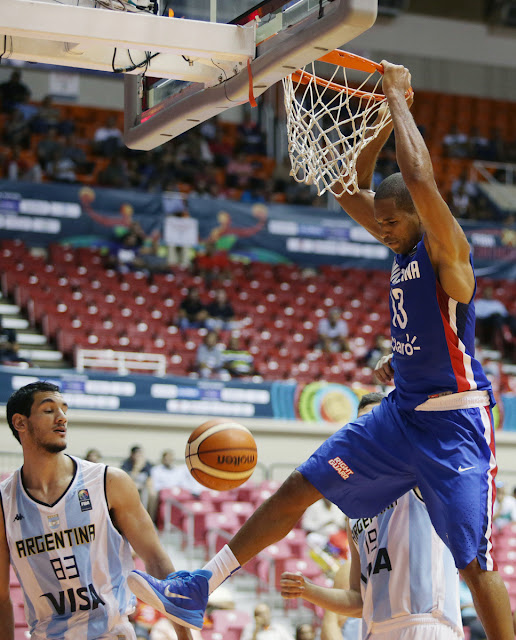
374,353,394,385
280,572,306,599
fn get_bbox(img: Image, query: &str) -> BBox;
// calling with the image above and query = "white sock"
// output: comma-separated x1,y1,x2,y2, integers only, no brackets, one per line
202,544,241,594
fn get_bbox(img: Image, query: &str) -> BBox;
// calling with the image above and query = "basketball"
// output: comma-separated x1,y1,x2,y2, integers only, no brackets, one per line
185,419,258,491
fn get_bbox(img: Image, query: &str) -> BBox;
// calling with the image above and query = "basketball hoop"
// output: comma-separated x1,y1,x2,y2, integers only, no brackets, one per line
283,50,400,197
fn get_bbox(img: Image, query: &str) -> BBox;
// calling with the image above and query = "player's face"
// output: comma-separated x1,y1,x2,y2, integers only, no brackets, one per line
374,198,422,254
24,391,69,453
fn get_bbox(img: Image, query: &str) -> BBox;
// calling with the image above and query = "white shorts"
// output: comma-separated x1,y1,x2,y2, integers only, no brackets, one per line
368,622,462,640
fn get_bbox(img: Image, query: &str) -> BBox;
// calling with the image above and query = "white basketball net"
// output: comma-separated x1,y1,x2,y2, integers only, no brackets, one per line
282,58,392,197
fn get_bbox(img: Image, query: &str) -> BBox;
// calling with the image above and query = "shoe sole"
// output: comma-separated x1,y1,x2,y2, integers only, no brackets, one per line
127,573,204,630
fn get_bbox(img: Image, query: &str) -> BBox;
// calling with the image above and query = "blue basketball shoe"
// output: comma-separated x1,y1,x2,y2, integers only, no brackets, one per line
127,569,211,630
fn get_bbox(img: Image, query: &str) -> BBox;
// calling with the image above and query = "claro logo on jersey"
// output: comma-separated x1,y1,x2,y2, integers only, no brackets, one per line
391,333,421,356
328,457,354,480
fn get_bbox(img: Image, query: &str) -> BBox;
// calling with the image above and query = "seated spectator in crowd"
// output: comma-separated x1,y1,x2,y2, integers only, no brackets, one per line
15,93,38,124
195,330,225,379
295,624,315,640
301,497,347,552
207,288,236,331
105,231,146,273
130,597,162,640
475,285,516,353
450,183,475,219
121,445,157,520
0,316,30,366
37,129,62,167
365,334,391,369
177,287,208,329
61,134,94,174
237,113,266,155
193,240,232,284
468,126,491,160
442,124,469,158
151,449,203,496
45,148,77,183
97,153,131,188
222,334,255,377
3,109,31,149
93,115,123,156
84,448,102,463
459,578,487,640
317,307,349,353
241,603,294,640
0,70,31,113
7,145,42,182
493,480,516,532
30,95,61,133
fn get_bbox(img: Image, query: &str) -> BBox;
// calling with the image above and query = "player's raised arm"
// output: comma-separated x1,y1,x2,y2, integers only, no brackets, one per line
0,500,15,640
334,103,394,242
381,61,474,303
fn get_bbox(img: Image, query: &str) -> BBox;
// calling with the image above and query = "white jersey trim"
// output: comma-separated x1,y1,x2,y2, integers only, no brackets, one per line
415,390,489,411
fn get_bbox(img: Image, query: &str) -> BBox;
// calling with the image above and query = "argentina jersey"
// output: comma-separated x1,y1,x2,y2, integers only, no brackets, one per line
0,456,135,640
349,490,462,638
389,238,493,410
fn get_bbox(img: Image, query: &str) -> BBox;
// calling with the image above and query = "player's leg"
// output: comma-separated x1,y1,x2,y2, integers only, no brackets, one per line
413,404,513,640
459,558,514,640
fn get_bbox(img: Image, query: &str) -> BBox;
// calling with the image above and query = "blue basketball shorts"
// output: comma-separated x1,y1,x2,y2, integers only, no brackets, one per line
297,392,498,571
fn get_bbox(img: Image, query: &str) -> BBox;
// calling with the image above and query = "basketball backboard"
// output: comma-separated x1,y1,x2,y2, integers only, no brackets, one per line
1,0,378,150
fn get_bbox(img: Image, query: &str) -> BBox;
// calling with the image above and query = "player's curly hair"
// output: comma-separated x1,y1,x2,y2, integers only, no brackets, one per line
6,381,60,443
374,172,416,214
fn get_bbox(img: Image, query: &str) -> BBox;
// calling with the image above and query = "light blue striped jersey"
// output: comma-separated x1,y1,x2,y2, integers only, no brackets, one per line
349,489,463,638
0,456,135,639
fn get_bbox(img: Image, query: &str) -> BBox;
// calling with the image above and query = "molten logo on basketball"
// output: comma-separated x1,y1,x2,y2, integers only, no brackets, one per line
217,454,256,467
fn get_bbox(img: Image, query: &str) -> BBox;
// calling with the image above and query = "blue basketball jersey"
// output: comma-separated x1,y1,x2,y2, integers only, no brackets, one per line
0,456,135,640
349,490,463,638
389,238,493,409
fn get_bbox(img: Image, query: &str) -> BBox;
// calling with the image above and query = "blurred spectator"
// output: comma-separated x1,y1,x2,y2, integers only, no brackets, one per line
45,148,77,183
195,330,225,379
442,125,469,158
476,285,516,354
177,287,208,329
207,288,236,331
7,145,42,182
93,115,123,156
301,497,347,551
295,624,315,640
193,241,232,285
317,307,349,353
0,316,30,366
468,126,491,160
0,70,31,113
151,449,203,496
121,445,157,520
237,113,266,155
226,152,254,189
84,448,102,463
61,134,94,174
3,110,31,148
98,153,131,188
450,183,474,219
222,334,255,377
138,234,170,274
493,480,516,531
105,231,146,273
30,95,61,133
241,603,294,640
37,129,63,167
365,334,391,369
130,597,162,640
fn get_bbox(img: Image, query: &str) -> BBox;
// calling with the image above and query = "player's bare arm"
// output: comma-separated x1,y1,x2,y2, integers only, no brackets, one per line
334,104,394,242
381,61,474,304
0,501,15,640
320,561,352,640
228,471,322,566
280,530,362,616
107,468,195,640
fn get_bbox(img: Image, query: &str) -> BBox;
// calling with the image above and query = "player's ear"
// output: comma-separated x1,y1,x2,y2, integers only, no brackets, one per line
12,413,28,436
